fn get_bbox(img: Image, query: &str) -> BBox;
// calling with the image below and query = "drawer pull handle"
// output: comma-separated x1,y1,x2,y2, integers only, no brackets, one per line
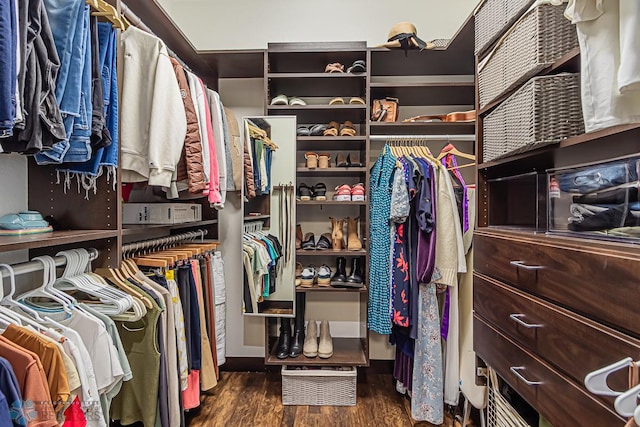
510,260,544,271
510,314,543,329
510,366,543,386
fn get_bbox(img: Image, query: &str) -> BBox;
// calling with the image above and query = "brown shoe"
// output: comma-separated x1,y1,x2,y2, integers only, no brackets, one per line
295,224,303,249
330,217,345,250
318,153,330,168
346,217,362,251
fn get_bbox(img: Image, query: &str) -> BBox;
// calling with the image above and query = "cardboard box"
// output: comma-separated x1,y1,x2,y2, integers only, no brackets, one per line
122,203,202,224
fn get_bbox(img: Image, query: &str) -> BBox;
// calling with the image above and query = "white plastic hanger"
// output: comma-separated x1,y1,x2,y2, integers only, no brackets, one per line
634,404,640,424
17,256,73,314
615,384,640,417
584,357,639,397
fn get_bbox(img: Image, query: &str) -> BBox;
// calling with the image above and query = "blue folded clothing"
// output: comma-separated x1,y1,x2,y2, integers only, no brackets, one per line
0,211,50,230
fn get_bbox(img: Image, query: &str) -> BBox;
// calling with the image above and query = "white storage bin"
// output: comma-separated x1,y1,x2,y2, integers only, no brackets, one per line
122,203,202,224
281,366,357,406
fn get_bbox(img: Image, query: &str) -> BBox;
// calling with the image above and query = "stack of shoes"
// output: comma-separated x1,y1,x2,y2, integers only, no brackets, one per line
299,265,332,287
332,184,366,202
323,121,357,137
298,183,327,201
330,257,364,288
303,320,334,359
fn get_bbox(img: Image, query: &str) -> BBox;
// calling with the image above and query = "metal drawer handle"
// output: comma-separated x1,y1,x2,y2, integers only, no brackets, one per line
510,314,543,329
510,260,544,270
510,366,543,386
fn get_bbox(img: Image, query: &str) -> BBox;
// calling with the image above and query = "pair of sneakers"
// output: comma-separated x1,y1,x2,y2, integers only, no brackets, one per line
333,183,365,202
299,264,331,287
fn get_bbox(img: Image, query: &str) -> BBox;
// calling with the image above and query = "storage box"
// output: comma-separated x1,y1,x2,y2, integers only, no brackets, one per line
474,0,533,55
122,203,202,224
548,157,640,241
483,73,584,162
281,366,357,406
478,3,578,108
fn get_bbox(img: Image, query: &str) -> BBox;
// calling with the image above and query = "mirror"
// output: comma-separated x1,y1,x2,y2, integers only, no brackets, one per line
242,116,296,317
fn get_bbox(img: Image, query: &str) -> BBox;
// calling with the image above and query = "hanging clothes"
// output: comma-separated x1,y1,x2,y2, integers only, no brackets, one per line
242,232,283,312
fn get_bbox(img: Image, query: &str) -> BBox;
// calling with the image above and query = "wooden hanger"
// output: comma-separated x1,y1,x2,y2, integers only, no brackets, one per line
95,268,154,309
437,143,476,161
89,0,126,31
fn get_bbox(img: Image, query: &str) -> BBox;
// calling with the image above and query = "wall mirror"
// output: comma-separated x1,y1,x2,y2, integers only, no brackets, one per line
242,116,296,317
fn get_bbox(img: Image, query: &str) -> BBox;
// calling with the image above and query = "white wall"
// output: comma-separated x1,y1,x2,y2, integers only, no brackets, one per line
157,0,478,50
0,155,29,266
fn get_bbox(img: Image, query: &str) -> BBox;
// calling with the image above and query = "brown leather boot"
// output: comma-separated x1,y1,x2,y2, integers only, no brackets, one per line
295,224,303,249
330,217,345,250
346,216,362,250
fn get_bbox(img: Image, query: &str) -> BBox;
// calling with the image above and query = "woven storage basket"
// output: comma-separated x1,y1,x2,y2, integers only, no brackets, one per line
474,0,533,55
487,368,531,427
478,3,578,109
281,366,357,406
483,73,584,162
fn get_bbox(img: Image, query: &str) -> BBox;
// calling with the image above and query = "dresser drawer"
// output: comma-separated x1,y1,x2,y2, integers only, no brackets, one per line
474,231,640,336
474,273,640,395
474,316,624,427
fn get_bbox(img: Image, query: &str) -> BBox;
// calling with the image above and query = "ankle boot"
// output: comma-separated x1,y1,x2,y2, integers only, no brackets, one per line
303,320,318,357
295,224,303,249
330,257,347,286
318,320,333,359
346,216,362,251
346,258,363,287
330,217,345,250
276,318,292,359
289,293,306,357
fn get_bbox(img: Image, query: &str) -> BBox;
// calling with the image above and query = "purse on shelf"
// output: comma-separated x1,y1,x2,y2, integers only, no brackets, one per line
371,97,399,122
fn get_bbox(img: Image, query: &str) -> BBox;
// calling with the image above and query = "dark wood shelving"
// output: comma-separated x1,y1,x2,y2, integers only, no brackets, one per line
297,200,367,206
268,73,365,79
296,249,366,256
370,121,475,135
369,80,474,88
265,337,367,366
297,167,366,176
267,104,366,111
296,285,367,293
243,214,271,221
0,229,118,252
479,47,581,115
297,136,366,142
370,84,474,106
296,136,366,151
121,220,219,236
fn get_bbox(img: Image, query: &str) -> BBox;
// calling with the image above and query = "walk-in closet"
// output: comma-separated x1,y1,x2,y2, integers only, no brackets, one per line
0,0,638,426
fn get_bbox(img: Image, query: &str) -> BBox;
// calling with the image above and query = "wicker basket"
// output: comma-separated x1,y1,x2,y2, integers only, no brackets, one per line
478,3,578,109
281,366,357,406
474,0,533,55
487,367,531,427
483,73,584,162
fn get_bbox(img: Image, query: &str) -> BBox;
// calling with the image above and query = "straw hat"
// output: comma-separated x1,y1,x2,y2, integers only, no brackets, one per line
379,22,434,50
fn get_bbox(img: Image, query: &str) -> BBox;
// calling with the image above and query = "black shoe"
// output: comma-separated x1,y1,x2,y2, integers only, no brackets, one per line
276,318,292,359
301,233,316,250
346,257,363,287
289,293,306,357
330,257,348,286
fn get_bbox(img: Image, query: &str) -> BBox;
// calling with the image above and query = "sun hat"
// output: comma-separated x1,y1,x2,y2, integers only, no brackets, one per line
380,22,434,51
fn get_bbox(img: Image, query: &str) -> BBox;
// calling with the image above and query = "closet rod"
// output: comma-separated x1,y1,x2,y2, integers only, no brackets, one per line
115,1,193,73
0,248,99,279
369,134,476,142
121,229,209,254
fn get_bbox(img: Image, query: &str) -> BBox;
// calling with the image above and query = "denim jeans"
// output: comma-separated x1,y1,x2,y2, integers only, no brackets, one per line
559,159,640,193
36,3,91,164
0,0,17,136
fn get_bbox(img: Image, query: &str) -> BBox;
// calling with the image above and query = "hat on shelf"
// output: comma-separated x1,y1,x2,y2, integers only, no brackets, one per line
379,22,434,51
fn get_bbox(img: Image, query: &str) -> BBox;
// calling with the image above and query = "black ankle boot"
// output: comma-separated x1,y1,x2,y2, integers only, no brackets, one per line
289,293,306,357
330,257,347,286
346,258,363,287
276,318,291,359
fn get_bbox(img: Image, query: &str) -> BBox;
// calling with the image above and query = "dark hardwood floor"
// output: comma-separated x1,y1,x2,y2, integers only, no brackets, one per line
186,371,454,427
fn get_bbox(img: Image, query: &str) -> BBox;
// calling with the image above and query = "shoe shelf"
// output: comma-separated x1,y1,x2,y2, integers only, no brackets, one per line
265,337,368,367
296,285,368,293
296,200,367,206
267,73,366,79
296,167,367,176
296,137,366,151
369,121,476,135
267,104,366,111
121,219,219,237
296,249,366,256
0,229,119,253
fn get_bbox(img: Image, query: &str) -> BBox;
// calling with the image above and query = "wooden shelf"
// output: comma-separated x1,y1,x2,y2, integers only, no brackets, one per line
265,337,367,366
371,83,474,106
296,249,366,256
297,200,367,206
297,167,366,176
370,80,474,88
479,47,581,115
296,285,367,293
243,215,271,221
370,121,475,135
268,73,365,79
296,136,366,151
0,229,118,252
121,220,219,236
267,104,366,111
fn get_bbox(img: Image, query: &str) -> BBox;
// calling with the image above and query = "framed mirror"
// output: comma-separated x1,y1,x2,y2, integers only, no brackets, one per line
242,116,296,317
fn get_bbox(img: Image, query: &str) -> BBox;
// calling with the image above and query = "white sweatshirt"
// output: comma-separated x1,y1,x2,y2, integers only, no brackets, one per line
120,26,186,187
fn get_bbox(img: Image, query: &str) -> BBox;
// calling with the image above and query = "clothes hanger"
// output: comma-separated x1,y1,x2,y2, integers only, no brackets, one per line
585,357,639,397
615,383,640,417
0,264,51,330
17,256,73,314
437,142,476,161
96,267,154,309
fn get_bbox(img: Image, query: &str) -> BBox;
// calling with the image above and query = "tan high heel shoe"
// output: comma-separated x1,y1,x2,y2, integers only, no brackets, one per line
295,224,303,249
330,217,345,250
346,217,362,251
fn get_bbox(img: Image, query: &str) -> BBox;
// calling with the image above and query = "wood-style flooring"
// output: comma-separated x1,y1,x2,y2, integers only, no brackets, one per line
187,371,454,427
